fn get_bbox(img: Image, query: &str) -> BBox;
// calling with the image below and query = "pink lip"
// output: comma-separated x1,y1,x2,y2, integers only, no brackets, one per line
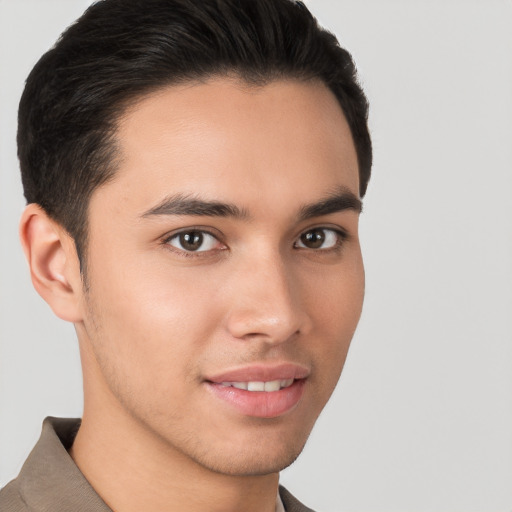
205,363,310,383
204,363,309,418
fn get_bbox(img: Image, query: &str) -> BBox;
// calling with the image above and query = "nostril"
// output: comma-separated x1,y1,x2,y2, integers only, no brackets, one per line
236,327,301,346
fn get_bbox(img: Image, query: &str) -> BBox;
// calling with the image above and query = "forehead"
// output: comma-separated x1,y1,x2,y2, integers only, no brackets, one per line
93,78,359,217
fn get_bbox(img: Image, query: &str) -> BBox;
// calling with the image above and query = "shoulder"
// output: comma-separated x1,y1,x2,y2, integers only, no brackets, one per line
0,480,30,512
0,417,107,512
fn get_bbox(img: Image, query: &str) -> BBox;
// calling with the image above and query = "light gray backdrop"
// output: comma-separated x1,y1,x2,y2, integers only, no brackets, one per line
1,1,511,511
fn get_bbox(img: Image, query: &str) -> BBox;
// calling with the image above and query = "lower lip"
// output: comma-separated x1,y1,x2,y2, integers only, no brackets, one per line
206,379,306,418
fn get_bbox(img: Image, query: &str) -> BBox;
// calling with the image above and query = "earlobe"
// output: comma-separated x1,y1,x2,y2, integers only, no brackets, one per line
19,204,84,323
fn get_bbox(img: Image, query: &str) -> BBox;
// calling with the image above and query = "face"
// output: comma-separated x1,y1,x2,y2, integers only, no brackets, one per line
76,78,364,476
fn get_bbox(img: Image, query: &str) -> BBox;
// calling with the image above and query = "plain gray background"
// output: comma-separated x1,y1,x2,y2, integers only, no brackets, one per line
1,1,511,511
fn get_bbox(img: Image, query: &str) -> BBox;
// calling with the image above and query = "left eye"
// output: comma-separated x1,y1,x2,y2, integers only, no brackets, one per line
295,228,342,250
166,230,220,252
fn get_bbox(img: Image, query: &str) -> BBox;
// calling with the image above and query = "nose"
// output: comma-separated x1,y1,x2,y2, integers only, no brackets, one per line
225,252,311,345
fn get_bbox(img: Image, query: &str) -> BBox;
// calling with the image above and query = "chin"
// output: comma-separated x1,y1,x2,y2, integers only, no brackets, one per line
189,430,310,477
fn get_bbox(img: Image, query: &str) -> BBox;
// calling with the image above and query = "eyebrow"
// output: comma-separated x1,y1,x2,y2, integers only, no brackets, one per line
141,187,362,221
141,193,249,219
298,187,362,220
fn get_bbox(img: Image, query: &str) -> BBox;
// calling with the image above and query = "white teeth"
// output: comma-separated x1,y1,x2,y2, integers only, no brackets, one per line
248,381,265,391
280,378,294,388
264,380,281,392
219,379,295,392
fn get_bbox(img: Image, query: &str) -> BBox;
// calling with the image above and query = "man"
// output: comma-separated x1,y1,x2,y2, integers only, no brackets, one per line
0,0,371,510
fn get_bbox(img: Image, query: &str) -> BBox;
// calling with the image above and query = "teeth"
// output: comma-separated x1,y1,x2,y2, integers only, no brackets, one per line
264,380,281,392
248,381,265,391
219,379,295,392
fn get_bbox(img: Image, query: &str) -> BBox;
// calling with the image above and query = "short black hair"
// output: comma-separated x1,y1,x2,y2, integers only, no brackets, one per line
18,0,372,273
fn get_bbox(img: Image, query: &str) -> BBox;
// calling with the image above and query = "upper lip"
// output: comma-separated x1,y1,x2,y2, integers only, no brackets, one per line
205,363,310,383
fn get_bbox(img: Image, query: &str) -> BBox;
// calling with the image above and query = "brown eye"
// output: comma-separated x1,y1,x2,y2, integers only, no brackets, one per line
167,230,220,252
300,229,325,249
296,228,341,250
179,231,203,251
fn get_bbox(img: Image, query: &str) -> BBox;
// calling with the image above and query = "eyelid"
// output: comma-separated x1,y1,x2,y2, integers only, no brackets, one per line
162,225,223,242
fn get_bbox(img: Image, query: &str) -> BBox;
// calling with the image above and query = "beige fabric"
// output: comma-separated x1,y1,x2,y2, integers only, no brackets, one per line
0,417,315,512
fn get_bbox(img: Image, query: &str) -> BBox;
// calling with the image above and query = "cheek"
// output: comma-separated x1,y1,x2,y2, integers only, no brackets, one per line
84,251,225,391
91,243,222,328
304,254,365,380
308,248,364,324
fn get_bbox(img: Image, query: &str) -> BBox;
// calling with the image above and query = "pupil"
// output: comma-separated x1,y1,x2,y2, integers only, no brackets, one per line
302,229,325,249
180,231,203,251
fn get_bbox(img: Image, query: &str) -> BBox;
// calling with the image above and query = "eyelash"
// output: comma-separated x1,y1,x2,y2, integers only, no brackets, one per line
162,226,348,258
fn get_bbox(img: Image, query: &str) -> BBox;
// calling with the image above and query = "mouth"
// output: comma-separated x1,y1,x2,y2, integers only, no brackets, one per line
204,363,309,418
217,379,295,392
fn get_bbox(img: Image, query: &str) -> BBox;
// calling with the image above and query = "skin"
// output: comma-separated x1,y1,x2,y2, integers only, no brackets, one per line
20,78,364,512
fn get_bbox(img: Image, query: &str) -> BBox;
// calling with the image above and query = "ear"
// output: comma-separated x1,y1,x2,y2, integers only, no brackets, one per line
19,204,84,323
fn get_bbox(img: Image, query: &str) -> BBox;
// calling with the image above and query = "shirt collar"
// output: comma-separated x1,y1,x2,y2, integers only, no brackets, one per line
14,417,288,511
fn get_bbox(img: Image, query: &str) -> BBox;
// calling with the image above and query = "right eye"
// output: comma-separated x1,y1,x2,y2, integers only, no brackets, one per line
165,230,223,253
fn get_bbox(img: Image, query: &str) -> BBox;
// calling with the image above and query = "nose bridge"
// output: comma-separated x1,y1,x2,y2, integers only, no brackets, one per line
226,247,308,343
